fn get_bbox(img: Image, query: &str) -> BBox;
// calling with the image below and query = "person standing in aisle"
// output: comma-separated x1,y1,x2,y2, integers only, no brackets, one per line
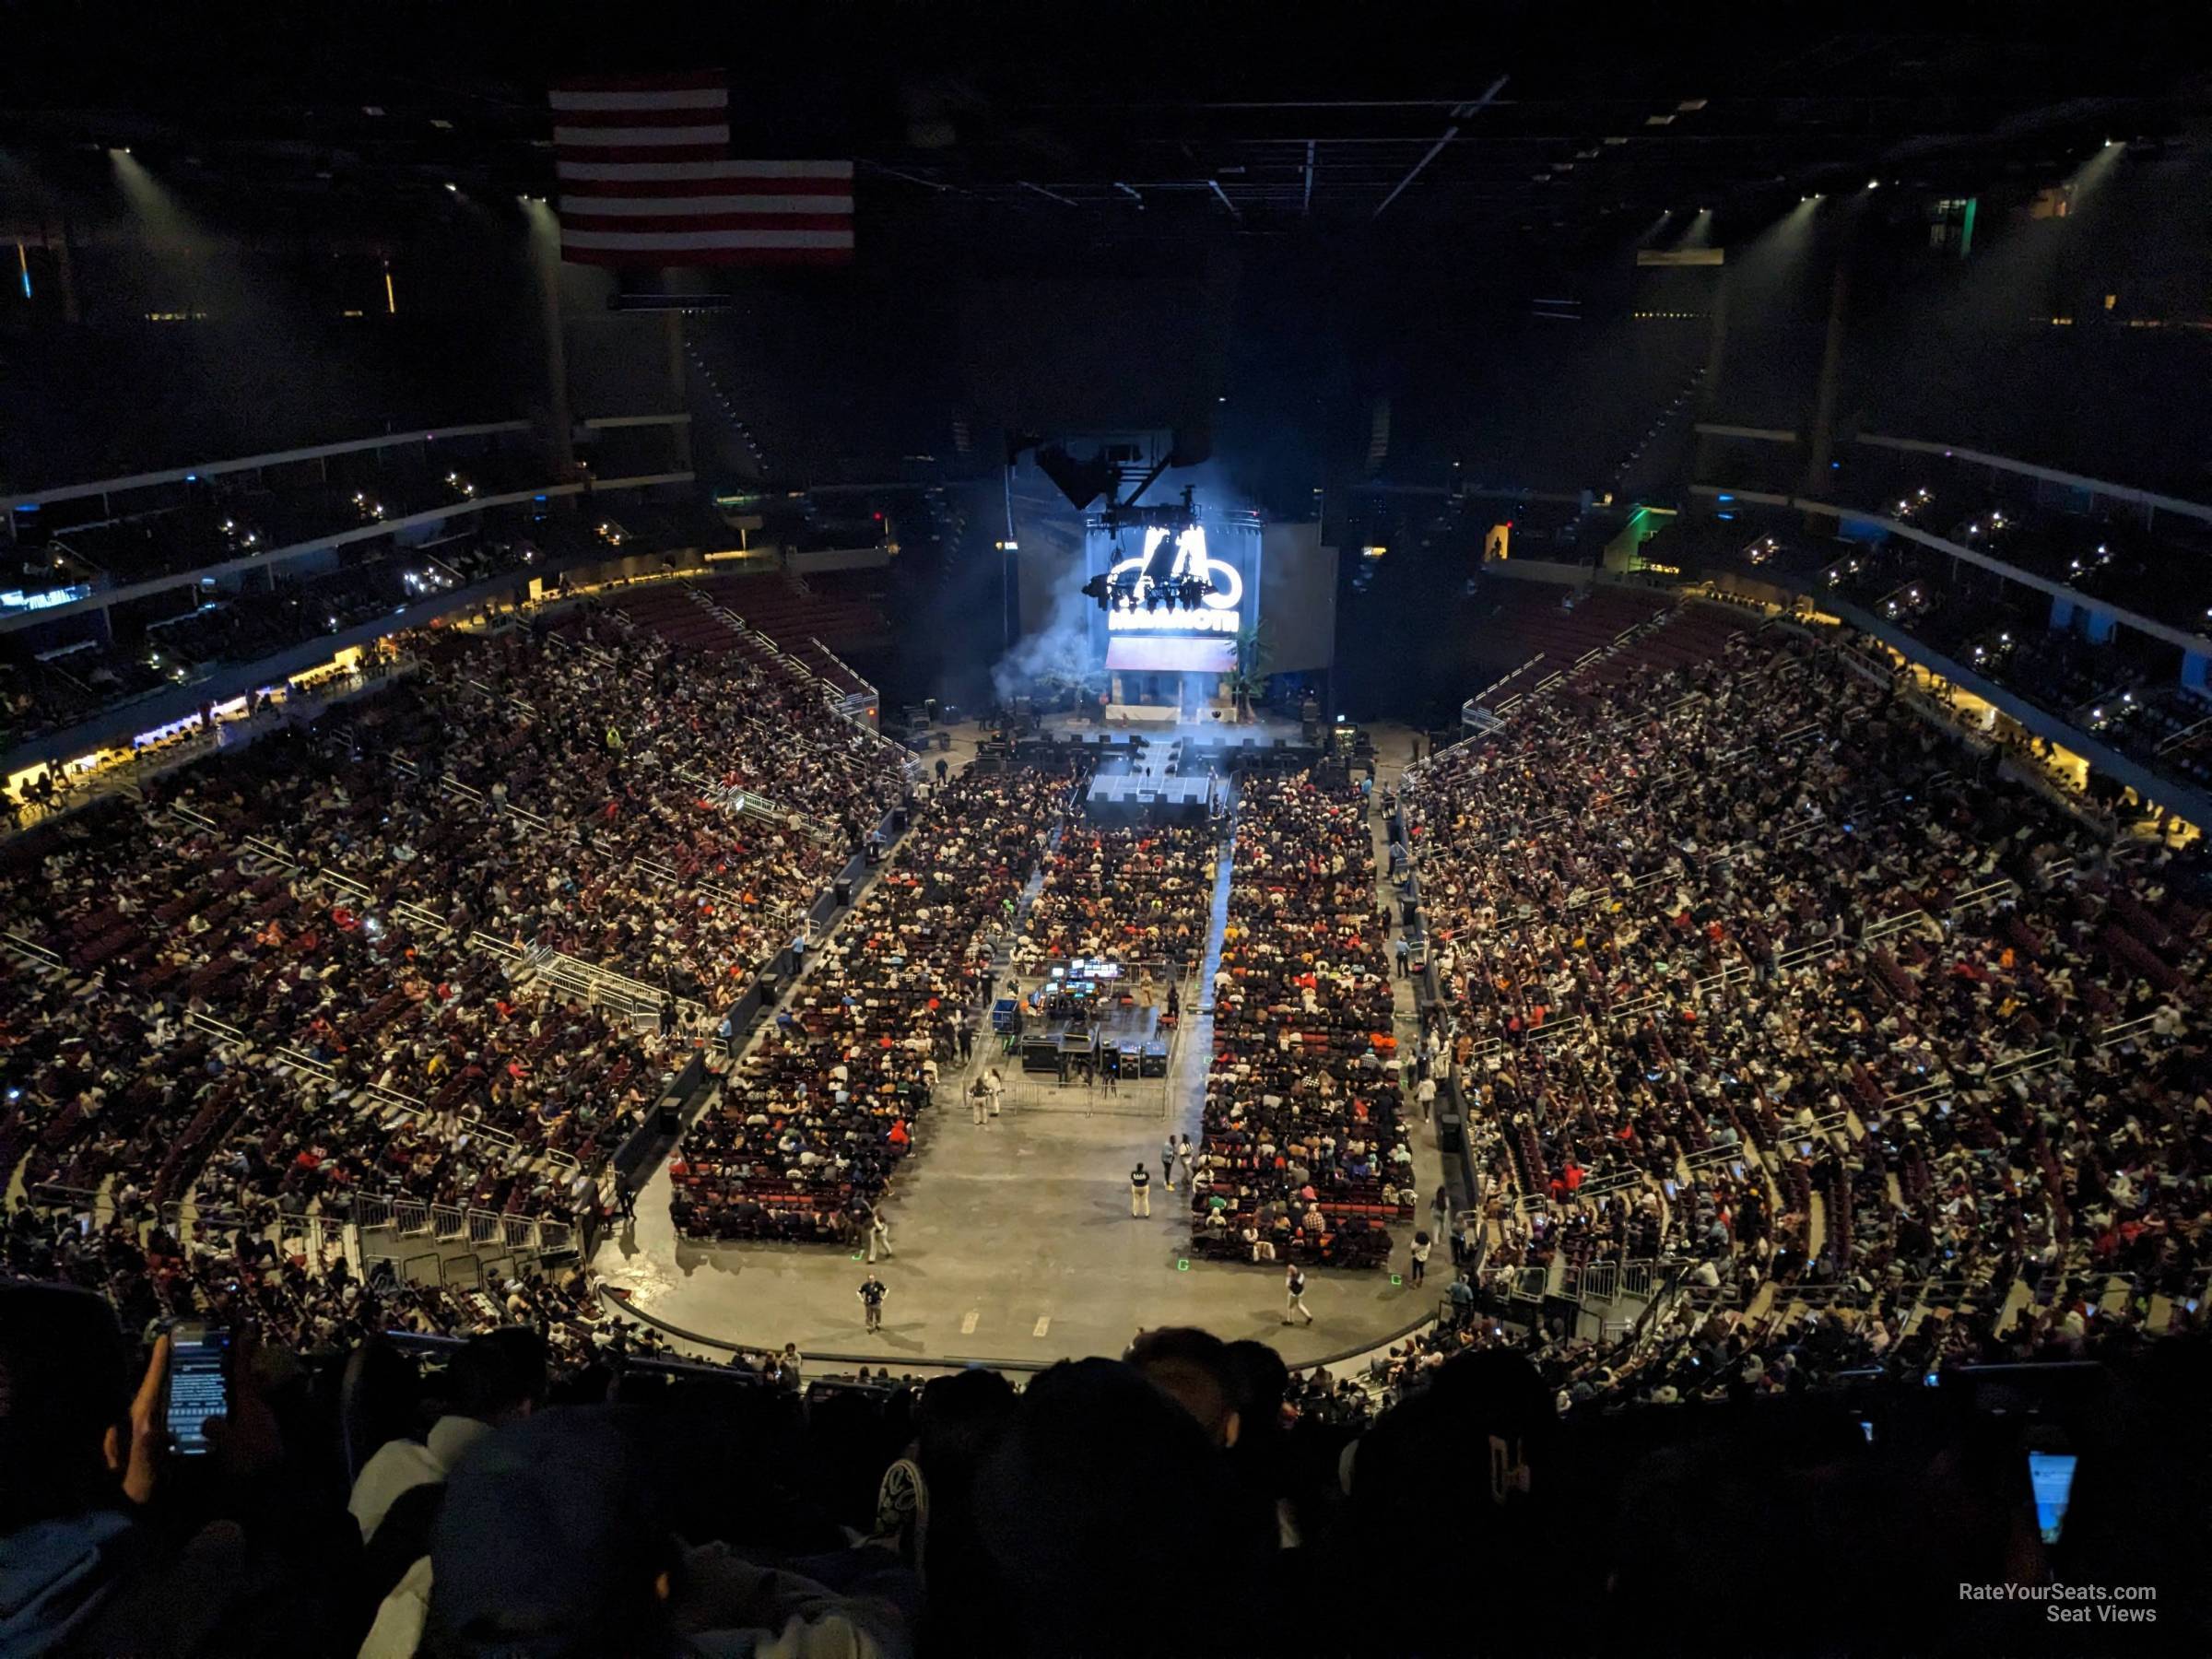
1282,1263,1313,1326
985,1066,1005,1119
957,1015,976,1065
1159,1133,1177,1191
1430,1183,1451,1240
1408,1231,1431,1288
858,1273,888,1334
1101,1042,1121,1095
1415,1074,1438,1124
868,1206,894,1264
1129,1160,1152,1218
971,1077,990,1127
1177,1135,1196,1192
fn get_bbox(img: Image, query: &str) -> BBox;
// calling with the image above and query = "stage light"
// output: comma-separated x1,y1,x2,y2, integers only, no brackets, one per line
1866,180,1879,190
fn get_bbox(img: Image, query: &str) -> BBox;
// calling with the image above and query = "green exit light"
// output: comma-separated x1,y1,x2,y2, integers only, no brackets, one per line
1390,1274,1403,1287
1176,1258,1190,1272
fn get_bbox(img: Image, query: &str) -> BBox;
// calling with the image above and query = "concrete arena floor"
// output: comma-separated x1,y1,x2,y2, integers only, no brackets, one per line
591,720,1444,1369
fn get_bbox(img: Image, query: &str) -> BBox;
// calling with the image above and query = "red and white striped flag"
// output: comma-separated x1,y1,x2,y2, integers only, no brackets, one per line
550,72,853,266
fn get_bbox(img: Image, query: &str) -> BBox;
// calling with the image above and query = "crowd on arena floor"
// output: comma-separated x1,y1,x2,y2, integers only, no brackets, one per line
1191,773,1411,1270
1406,612,2212,1391
1012,815,1219,977
670,765,1077,1243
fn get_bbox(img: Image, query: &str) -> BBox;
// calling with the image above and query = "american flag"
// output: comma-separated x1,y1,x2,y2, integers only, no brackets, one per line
549,72,853,266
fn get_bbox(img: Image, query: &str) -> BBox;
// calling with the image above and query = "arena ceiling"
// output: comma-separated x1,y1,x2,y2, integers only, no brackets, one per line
2,3,2204,249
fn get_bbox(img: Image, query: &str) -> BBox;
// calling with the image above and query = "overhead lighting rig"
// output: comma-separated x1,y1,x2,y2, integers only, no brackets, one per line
1081,567,1217,614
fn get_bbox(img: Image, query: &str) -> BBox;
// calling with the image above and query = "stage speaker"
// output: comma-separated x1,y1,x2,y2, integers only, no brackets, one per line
1438,1112,1465,1154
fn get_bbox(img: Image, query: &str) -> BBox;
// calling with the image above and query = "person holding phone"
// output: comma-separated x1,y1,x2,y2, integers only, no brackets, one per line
0,1287,238,1653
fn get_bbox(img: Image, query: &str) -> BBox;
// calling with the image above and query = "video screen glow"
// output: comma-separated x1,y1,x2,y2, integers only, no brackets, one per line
1105,525,1243,635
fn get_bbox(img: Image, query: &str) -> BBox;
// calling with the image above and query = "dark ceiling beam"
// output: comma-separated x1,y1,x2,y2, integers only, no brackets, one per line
1015,179,1079,206
1371,75,1507,220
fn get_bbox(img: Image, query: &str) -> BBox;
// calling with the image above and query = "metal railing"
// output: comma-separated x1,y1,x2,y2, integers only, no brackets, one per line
1577,1260,1620,1302
470,929,528,963
239,833,300,874
392,899,451,935
3,928,65,974
1888,1076,1950,1108
340,1189,577,1256
1987,1044,2062,1083
672,764,839,846
272,1044,337,1083
1947,877,2020,916
1774,939,1834,975
185,1008,245,1044
2095,1011,2166,1051
1864,907,1939,944
521,941,706,1029
807,633,878,702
